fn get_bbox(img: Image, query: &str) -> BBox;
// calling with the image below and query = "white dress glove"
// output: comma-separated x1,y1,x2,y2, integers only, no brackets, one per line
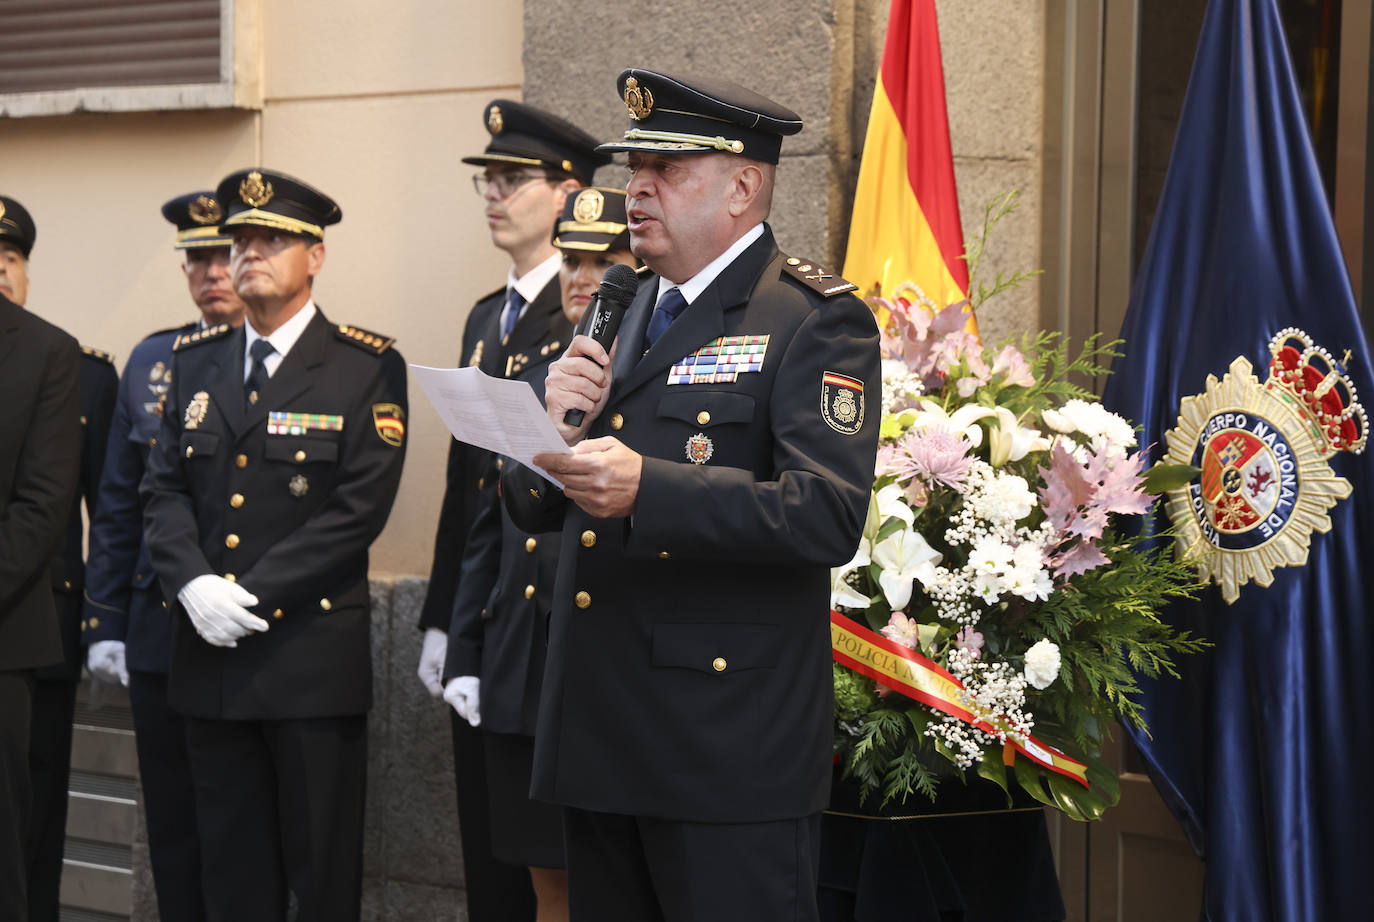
177,574,267,648
417,627,448,698
443,675,481,727
87,640,129,687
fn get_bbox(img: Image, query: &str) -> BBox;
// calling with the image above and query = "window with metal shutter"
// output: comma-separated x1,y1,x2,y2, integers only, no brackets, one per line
0,0,223,94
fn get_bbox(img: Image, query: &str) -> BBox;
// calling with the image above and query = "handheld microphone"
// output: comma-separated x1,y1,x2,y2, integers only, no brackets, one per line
563,263,640,427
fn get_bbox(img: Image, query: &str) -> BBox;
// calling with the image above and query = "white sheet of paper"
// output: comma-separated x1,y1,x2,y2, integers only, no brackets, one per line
410,365,570,486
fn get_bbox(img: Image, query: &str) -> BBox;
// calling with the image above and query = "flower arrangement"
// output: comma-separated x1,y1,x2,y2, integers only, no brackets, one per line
832,194,1206,821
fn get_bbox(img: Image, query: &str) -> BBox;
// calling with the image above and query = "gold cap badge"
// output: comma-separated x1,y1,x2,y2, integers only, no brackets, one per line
189,195,222,225
0,200,6,222
240,171,274,208
624,77,654,120
572,188,604,224
488,105,504,134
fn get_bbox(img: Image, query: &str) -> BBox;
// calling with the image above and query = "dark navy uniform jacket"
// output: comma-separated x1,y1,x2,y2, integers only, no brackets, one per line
0,294,81,672
140,308,407,720
505,227,881,823
417,276,565,634
40,346,118,681
443,309,573,736
82,324,191,674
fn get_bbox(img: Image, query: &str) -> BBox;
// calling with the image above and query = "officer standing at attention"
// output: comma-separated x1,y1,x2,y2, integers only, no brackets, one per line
81,190,247,921
2,195,121,922
414,99,607,922
443,188,640,922
507,71,881,921
0,195,81,922
140,169,407,922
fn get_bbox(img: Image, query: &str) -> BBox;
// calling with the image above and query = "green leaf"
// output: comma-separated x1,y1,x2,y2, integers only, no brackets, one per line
1011,755,1056,808
975,748,1014,807
1141,462,1201,495
1045,770,1107,822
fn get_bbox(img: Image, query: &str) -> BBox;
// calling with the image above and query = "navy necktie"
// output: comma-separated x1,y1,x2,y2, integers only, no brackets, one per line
245,338,275,407
501,289,526,342
643,287,687,350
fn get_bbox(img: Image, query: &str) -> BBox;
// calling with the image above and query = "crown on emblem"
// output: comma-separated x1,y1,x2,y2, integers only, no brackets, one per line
1266,328,1367,455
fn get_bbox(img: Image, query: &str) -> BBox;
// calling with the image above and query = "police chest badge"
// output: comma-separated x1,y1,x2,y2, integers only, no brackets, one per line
184,391,210,429
821,372,865,435
685,433,714,464
1161,329,1366,603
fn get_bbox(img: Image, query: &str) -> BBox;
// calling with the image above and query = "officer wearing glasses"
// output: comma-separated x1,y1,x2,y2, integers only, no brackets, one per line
415,99,608,922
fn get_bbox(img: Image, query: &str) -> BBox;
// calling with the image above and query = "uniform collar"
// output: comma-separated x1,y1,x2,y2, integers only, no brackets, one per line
245,299,317,363
656,222,764,306
507,252,562,305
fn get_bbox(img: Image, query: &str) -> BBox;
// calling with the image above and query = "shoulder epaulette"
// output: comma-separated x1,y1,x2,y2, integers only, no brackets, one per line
145,321,198,341
80,345,114,364
173,323,233,351
781,255,858,299
335,323,395,355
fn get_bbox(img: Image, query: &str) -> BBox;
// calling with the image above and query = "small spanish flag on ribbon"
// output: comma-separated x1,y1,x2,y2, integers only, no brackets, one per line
830,610,1088,787
843,0,977,338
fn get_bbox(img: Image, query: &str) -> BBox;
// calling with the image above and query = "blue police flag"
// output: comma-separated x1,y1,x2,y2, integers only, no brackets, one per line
1101,0,1374,918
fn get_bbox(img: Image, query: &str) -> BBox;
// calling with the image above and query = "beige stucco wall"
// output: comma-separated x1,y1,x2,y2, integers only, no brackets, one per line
0,0,525,578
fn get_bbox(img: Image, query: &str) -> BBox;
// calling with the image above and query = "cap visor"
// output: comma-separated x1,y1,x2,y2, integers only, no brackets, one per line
595,140,718,155
460,153,550,168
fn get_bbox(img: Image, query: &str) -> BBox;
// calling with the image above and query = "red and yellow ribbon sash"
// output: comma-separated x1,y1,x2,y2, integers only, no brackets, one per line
831,610,1089,787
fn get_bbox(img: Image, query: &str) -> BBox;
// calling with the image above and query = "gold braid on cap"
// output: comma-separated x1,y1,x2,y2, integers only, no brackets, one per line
622,128,745,154
222,208,325,239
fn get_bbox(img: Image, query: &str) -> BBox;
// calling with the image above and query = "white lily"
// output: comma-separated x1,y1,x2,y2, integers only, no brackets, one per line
830,544,873,611
864,482,915,542
871,528,943,610
987,406,1051,466
909,398,995,448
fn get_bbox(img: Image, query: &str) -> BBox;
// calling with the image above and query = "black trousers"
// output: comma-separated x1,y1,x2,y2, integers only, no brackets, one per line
25,676,76,922
129,671,204,922
184,713,367,922
563,807,822,922
450,711,535,921
0,671,35,922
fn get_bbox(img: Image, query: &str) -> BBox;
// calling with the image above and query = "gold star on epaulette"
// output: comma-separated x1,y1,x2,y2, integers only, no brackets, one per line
80,345,114,364
172,323,233,351
782,255,858,299
334,323,395,355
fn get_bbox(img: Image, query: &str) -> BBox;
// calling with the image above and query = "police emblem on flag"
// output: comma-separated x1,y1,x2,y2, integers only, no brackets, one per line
1161,329,1365,603
821,371,864,435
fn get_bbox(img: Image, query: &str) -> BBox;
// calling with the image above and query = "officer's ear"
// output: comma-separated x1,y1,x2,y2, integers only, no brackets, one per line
726,161,767,219
306,240,326,280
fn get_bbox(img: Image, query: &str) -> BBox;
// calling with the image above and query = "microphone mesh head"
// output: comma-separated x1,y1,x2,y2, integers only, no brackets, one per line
598,263,640,305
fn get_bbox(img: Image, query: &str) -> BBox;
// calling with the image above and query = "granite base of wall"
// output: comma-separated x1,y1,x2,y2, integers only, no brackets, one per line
130,576,469,922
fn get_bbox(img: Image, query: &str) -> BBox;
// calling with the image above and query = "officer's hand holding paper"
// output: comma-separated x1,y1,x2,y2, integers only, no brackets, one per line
410,365,572,486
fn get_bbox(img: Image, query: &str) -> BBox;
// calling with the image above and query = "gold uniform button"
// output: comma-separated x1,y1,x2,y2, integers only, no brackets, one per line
496,458,504,469
575,591,591,609
185,445,194,458
580,530,597,548
63,579,72,590
697,410,711,425
477,476,486,490
525,584,536,599
272,608,284,620
224,573,236,582
525,537,537,552
225,534,240,549
89,617,100,629
80,621,87,631
230,493,245,509
294,449,307,462
161,601,167,609
149,437,157,447
320,598,332,611
609,413,624,431
235,453,248,468
712,657,727,672
658,550,671,560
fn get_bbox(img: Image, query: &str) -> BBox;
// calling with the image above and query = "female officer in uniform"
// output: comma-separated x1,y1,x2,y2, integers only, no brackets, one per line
442,188,638,922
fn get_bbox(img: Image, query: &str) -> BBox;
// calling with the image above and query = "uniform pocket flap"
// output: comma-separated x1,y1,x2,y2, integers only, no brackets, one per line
180,431,220,459
656,390,755,427
651,622,779,674
264,436,340,464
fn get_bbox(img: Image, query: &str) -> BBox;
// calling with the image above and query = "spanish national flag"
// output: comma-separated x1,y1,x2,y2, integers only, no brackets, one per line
844,0,973,334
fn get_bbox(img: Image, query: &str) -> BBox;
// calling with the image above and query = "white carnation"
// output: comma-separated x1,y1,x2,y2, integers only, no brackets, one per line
1023,639,1061,690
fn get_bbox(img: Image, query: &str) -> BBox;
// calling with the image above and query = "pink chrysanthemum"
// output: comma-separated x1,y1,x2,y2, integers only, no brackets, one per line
888,428,975,492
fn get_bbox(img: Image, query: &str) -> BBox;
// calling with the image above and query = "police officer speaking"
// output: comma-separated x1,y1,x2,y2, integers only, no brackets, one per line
140,168,408,922
509,70,881,921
